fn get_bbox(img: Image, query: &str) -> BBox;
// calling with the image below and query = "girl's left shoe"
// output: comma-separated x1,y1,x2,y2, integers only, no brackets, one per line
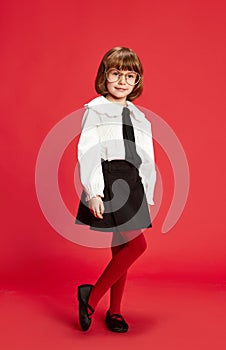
105,310,129,333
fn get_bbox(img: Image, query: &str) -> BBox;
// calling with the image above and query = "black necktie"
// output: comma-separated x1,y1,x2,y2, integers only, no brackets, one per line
122,107,142,168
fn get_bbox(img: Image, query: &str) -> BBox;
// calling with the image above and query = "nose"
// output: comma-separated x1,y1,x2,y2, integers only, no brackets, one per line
118,74,126,84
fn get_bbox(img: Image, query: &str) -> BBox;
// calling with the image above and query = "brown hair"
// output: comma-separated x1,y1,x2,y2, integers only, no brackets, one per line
95,47,143,101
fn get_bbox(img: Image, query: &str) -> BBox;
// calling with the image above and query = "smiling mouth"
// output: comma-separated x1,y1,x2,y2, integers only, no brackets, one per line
115,87,127,91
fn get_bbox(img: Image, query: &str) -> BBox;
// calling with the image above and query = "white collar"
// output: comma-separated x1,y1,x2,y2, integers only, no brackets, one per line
84,96,144,122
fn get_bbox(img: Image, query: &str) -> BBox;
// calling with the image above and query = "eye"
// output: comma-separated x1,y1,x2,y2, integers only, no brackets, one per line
127,73,136,79
111,70,119,76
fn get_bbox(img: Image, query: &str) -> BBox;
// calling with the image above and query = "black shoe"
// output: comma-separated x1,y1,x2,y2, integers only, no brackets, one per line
77,284,94,331
105,310,129,333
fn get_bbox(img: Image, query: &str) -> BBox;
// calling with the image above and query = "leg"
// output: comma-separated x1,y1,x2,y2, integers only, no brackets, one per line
109,232,128,315
88,230,147,310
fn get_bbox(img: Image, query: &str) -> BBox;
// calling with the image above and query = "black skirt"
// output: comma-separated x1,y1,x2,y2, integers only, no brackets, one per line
75,160,152,232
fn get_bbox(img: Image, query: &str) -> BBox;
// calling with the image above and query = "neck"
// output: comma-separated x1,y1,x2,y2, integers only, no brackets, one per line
105,94,127,106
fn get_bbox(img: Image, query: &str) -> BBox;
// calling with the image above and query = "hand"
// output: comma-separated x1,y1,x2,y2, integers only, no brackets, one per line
88,196,104,219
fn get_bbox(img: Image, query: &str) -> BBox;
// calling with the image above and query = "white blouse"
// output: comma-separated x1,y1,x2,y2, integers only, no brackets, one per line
77,96,156,205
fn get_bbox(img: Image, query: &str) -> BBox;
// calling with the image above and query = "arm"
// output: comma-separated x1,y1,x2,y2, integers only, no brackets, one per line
77,108,105,204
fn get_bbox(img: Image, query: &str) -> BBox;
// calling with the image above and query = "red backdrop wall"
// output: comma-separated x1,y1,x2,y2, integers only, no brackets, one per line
1,0,226,290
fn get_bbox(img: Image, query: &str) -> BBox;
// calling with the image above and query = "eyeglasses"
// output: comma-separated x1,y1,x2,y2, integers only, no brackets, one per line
106,68,141,86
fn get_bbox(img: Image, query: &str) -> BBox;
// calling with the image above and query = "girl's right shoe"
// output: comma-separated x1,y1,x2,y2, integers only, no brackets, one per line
105,310,129,333
77,284,94,331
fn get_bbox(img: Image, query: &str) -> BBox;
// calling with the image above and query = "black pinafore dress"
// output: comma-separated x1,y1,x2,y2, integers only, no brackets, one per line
75,107,152,232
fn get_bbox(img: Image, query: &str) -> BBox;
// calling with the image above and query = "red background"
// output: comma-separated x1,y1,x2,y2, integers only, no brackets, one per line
1,0,226,349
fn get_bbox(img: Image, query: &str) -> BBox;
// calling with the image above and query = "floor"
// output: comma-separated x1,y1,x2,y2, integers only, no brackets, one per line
1,276,226,350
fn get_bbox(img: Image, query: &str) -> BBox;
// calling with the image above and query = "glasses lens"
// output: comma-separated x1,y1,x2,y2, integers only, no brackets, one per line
106,69,120,83
126,72,140,86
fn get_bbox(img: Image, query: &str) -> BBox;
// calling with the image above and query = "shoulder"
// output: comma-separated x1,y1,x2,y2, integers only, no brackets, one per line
83,95,114,118
127,102,154,138
127,101,148,124
81,97,105,129
127,101,151,129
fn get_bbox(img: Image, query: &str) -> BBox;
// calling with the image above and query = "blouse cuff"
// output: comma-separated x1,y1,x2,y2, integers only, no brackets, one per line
85,188,104,202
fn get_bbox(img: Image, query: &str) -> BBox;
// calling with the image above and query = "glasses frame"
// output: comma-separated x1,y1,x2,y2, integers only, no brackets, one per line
105,68,141,86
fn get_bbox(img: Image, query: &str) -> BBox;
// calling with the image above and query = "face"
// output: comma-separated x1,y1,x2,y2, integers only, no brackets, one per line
105,68,136,105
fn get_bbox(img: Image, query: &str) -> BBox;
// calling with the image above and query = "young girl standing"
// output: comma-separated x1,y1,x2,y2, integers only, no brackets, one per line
75,47,156,332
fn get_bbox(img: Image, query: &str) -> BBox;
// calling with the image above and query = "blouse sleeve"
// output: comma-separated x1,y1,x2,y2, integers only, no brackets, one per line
77,108,105,201
138,120,156,205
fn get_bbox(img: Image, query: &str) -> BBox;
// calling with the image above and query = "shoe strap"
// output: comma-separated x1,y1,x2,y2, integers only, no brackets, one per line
109,313,125,321
87,303,95,316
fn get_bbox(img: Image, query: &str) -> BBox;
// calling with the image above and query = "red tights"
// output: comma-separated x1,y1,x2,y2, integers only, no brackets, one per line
88,230,147,314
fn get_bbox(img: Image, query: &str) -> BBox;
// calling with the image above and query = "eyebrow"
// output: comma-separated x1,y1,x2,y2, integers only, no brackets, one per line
110,68,136,73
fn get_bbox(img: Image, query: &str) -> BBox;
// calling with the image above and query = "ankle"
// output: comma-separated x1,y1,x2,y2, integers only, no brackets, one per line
108,307,121,315
88,291,97,311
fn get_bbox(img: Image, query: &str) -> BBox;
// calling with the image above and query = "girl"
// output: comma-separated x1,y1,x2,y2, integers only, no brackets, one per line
76,47,156,332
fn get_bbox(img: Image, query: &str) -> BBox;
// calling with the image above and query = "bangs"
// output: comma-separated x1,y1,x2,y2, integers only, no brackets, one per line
106,49,143,74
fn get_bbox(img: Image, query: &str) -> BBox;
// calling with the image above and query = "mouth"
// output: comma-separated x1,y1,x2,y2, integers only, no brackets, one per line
115,87,127,92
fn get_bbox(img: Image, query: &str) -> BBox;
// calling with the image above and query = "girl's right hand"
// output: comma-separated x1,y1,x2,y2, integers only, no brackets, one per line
88,196,104,219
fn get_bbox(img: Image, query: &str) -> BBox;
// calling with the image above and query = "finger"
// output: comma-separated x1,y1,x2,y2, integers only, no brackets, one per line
91,209,103,219
97,203,104,218
100,201,105,215
93,208,103,219
97,213,103,219
90,208,97,217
